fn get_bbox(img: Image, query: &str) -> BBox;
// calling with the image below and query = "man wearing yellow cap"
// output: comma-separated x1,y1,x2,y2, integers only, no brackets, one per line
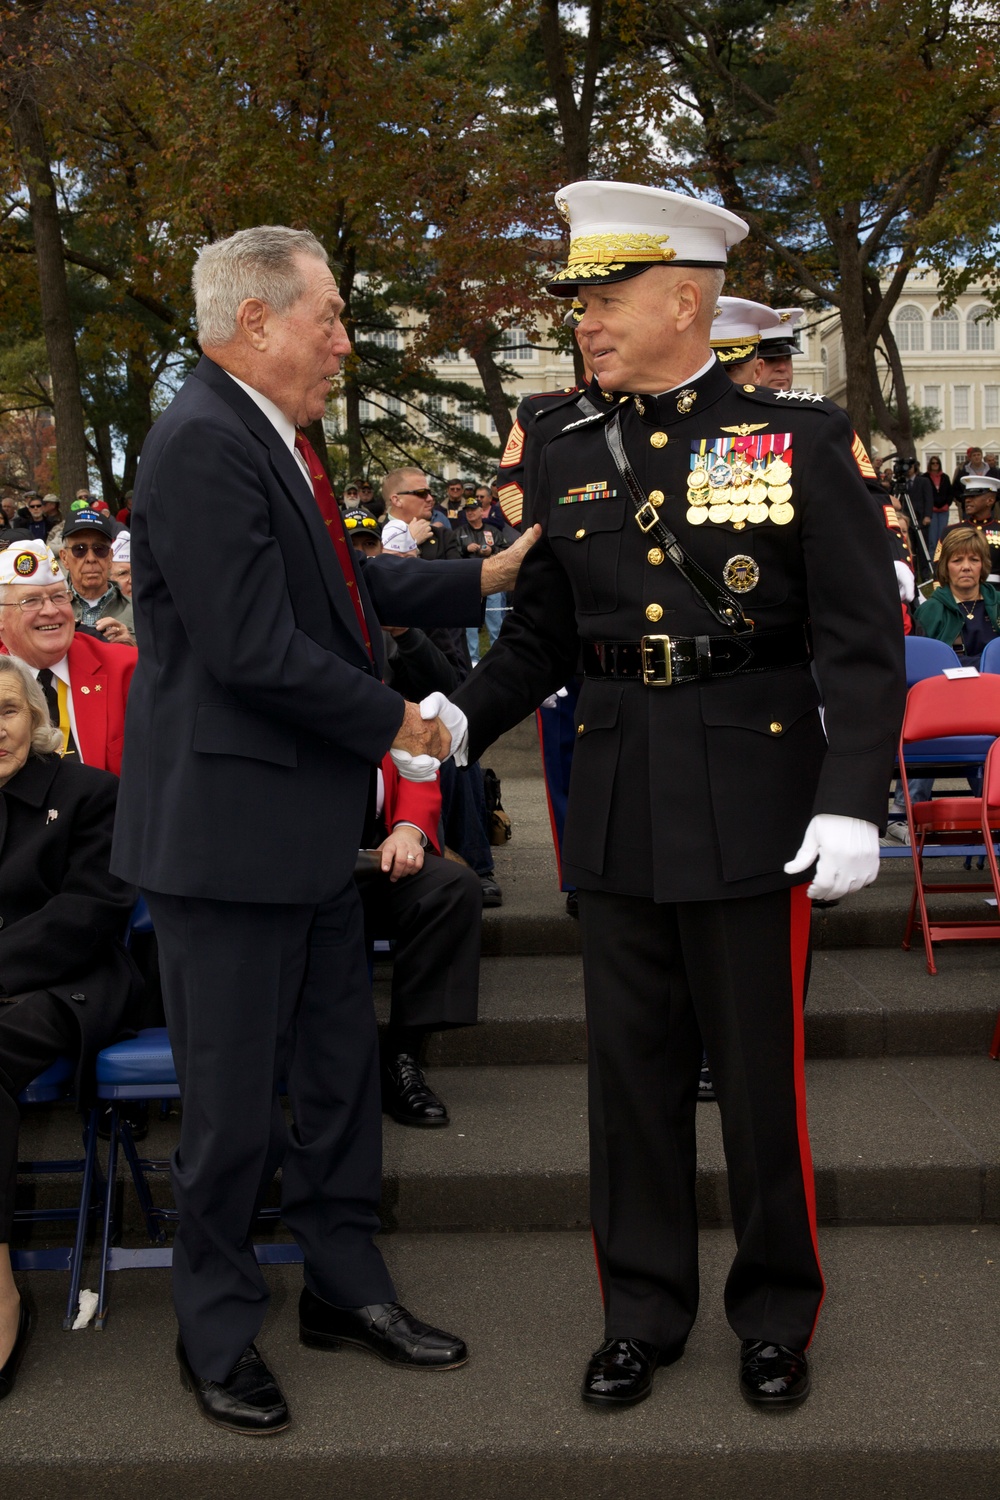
448,181,905,1411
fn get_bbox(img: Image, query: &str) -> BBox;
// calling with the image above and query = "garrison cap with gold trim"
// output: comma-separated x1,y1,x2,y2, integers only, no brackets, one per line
710,297,782,366
0,539,63,586
547,181,748,296
758,307,805,361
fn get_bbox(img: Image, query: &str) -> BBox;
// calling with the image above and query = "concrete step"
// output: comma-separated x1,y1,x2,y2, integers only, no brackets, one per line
18,1056,1000,1237
374,946,1000,1065
484,773,1000,954
3,1225,999,1498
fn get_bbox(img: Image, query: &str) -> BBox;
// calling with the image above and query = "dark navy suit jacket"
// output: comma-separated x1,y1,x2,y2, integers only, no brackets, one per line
111,357,482,903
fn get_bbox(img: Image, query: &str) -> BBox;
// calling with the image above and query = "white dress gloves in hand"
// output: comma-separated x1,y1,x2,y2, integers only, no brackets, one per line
388,692,471,783
894,560,915,603
784,814,880,901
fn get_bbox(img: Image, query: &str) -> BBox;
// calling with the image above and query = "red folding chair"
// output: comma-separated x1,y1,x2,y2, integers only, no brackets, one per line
900,673,1000,973
979,738,1000,1058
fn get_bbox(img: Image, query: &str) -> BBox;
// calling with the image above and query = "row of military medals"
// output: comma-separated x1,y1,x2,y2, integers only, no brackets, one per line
686,451,794,529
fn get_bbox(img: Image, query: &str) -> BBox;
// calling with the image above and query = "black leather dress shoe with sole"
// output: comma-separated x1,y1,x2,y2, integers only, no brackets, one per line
177,1340,290,1434
739,1340,810,1407
299,1288,468,1369
0,1298,31,1401
381,1052,449,1127
581,1336,684,1408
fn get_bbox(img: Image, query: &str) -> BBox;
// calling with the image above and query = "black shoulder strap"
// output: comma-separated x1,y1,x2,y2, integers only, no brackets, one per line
604,409,749,633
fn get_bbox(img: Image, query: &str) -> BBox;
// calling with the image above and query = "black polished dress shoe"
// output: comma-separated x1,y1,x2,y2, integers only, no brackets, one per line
739,1340,810,1407
299,1288,468,1369
479,876,503,907
0,1298,31,1402
176,1340,290,1434
581,1336,684,1408
382,1052,449,1127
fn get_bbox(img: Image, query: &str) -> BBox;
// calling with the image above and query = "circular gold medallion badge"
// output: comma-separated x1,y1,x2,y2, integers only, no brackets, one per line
723,554,760,593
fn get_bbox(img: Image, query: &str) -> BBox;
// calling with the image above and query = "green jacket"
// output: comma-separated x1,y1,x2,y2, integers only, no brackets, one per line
916,581,1000,651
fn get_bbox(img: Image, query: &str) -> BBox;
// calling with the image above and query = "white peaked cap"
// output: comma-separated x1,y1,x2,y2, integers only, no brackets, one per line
711,297,784,345
548,181,749,295
758,307,806,349
0,540,64,587
962,474,1000,493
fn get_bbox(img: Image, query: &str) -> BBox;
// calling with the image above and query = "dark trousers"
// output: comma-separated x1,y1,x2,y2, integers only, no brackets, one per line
144,884,395,1382
359,851,481,1032
578,884,823,1353
536,678,580,890
439,761,494,877
0,993,79,1241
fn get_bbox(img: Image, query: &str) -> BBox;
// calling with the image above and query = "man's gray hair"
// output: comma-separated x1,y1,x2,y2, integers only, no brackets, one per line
193,226,329,347
0,655,62,755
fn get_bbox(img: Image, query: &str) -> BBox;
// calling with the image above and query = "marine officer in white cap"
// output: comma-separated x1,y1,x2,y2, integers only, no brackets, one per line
755,308,806,391
448,179,904,1412
710,296,783,385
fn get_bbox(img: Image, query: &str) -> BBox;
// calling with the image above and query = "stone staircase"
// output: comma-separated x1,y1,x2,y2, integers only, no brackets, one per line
6,717,1000,1497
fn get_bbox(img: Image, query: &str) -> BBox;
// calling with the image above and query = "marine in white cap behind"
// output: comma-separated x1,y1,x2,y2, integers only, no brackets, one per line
449,178,905,1413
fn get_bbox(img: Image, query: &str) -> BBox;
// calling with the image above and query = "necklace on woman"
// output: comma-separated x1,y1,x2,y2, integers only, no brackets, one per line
959,597,980,620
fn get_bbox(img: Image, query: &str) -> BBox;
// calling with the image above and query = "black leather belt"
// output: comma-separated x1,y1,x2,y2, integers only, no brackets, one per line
582,624,812,687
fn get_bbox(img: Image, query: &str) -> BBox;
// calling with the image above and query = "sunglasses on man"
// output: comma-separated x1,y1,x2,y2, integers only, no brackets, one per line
396,488,433,500
67,541,112,559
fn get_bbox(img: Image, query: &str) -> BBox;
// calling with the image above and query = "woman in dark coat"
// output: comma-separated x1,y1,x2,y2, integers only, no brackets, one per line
0,655,138,1399
912,455,954,555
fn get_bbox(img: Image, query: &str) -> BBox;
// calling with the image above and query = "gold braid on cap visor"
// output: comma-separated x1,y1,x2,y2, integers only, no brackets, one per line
710,338,761,365
549,232,678,283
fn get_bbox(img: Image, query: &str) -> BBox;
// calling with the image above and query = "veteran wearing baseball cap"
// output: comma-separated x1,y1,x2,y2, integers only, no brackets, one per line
450,179,904,1412
59,509,134,641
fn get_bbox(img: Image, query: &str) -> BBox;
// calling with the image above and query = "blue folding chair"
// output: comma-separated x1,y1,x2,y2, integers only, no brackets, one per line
905,635,962,687
979,636,1000,675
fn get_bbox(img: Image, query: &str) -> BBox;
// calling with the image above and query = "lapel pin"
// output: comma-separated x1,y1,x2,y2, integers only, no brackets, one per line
46,808,59,824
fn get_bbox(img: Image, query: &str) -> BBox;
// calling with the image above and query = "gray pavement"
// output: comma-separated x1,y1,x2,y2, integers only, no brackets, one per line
2,1227,999,1498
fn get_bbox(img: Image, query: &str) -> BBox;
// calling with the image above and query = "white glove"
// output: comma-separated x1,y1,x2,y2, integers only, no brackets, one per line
419,691,470,768
893,560,915,603
540,686,570,710
388,749,439,782
784,814,880,901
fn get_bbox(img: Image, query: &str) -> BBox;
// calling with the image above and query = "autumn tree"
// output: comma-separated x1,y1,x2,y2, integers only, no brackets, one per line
644,0,1000,453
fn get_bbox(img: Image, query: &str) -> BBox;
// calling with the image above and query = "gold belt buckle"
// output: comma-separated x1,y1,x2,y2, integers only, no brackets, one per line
641,635,673,686
634,501,660,533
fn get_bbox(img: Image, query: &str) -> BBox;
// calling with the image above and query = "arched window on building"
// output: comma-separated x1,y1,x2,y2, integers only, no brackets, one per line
895,306,924,351
930,307,959,351
967,305,996,352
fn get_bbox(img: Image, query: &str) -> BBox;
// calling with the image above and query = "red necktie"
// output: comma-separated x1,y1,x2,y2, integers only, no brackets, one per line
294,431,372,657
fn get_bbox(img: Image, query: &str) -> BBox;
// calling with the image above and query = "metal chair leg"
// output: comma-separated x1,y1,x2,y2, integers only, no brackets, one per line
62,1108,99,1331
95,1106,120,1331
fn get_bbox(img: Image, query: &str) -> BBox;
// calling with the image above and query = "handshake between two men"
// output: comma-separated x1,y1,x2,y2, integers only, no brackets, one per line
390,524,541,767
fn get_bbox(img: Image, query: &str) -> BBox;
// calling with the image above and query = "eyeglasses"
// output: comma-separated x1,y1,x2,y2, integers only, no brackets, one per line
396,488,433,500
0,590,73,613
67,542,111,559
343,514,378,531
27,502,44,510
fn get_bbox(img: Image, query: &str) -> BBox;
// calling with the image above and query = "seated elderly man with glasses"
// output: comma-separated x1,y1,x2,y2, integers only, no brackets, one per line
58,509,134,643
0,543,136,777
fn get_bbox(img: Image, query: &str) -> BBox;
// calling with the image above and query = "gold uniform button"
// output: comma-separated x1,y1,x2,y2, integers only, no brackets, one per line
648,489,664,506
645,603,664,623
649,431,668,449
647,547,664,566
577,723,585,735
743,384,756,393
575,527,586,540
770,721,783,735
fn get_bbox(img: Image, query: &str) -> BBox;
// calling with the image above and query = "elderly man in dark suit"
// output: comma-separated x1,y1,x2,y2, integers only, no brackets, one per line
111,226,536,1435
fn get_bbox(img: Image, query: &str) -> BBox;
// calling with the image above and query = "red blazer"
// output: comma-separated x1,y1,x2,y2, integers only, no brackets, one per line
380,755,442,854
2,632,137,777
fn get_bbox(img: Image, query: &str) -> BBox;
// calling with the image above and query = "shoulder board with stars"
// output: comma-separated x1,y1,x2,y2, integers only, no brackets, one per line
742,386,830,408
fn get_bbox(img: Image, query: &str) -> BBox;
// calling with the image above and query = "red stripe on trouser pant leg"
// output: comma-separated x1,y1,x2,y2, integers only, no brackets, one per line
591,1228,606,1307
790,881,825,1346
